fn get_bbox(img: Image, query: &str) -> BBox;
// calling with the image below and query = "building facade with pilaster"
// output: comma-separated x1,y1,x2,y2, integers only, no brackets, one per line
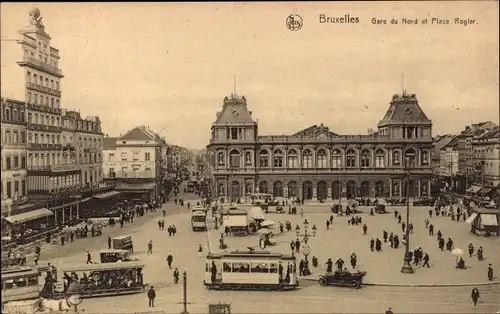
207,92,434,200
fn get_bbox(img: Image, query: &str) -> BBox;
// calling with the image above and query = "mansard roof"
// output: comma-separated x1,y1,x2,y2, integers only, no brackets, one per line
213,94,256,125
292,123,339,137
378,92,431,127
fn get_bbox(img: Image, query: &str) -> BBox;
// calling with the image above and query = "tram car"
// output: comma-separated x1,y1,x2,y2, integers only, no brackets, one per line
203,248,298,291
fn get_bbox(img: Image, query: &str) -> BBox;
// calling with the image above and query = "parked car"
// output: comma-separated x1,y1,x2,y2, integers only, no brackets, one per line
318,270,367,289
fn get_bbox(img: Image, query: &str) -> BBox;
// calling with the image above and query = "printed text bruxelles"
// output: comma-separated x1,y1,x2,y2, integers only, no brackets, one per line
319,14,360,24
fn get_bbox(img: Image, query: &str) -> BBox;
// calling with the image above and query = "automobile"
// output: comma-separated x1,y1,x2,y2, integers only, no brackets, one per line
318,270,367,289
100,249,135,263
413,198,432,206
374,204,387,214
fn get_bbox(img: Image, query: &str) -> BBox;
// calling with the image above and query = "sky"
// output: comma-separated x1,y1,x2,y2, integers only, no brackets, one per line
1,2,498,149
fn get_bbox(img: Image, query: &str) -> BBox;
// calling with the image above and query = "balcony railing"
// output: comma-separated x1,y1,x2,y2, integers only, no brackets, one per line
17,56,63,76
26,82,62,97
27,164,81,173
213,166,433,174
27,143,63,151
26,102,62,115
27,123,61,132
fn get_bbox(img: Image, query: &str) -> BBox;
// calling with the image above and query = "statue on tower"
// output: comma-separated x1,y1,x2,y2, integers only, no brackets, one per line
29,7,45,30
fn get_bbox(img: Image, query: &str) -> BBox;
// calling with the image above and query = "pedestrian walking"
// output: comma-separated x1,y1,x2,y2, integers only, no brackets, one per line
471,287,480,306
488,264,494,281
197,244,203,258
147,286,156,307
422,253,430,268
86,251,92,264
173,268,180,284
108,236,112,249
147,241,153,254
166,253,173,269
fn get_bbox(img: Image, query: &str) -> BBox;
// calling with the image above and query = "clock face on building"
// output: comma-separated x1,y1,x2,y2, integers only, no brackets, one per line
232,110,239,117
319,133,325,138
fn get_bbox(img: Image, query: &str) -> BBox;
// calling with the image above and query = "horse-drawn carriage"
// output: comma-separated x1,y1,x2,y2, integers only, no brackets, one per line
318,270,367,289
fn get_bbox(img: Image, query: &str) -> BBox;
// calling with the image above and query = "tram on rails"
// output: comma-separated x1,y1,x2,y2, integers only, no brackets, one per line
203,248,298,291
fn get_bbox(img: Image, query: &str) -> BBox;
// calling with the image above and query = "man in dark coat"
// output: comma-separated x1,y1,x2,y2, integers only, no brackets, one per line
148,286,156,307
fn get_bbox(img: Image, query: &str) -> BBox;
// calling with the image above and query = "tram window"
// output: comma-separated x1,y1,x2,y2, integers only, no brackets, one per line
269,263,278,273
27,276,38,286
232,263,250,273
5,278,28,288
223,262,232,272
250,263,269,273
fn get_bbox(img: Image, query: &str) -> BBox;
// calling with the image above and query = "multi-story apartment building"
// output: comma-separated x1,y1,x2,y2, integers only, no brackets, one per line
439,135,468,193
61,111,104,186
2,8,113,227
207,91,434,200
431,135,455,177
473,127,500,188
1,98,29,217
103,126,166,201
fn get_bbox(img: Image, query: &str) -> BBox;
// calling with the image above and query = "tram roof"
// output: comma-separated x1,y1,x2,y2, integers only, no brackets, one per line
208,251,295,260
2,266,40,279
62,261,145,273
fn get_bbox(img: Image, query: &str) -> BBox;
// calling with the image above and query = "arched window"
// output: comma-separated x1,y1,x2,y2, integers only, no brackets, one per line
331,149,342,168
217,152,225,166
346,149,356,168
287,149,298,168
302,149,313,168
273,149,283,168
404,148,416,168
360,149,370,167
375,149,385,168
12,110,18,122
259,150,269,168
392,151,400,166
317,149,327,168
5,108,11,121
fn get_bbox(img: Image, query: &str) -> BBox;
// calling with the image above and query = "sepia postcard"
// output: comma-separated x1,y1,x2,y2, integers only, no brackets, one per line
0,2,499,314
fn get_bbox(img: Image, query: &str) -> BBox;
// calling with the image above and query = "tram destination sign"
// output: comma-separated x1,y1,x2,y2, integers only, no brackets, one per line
208,303,231,314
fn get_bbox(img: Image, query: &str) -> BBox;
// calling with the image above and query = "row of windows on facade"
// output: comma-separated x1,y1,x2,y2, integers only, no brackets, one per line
2,107,26,123
2,129,26,144
28,153,101,166
26,71,60,90
24,42,58,68
27,111,100,135
109,152,152,162
2,180,27,199
27,91,60,108
2,155,27,170
217,149,429,168
28,132,102,148
215,180,430,196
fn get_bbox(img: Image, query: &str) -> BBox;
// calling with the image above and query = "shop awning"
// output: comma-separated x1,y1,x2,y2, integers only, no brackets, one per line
3,208,53,225
116,183,157,191
467,185,482,193
465,212,478,224
93,191,121,200
481,214,498,226
477,187,493,196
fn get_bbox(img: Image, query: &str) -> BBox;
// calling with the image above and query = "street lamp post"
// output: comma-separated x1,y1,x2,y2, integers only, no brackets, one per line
401,156,414,274
338,163,342,209
180,271,189,314
296,219,315,275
